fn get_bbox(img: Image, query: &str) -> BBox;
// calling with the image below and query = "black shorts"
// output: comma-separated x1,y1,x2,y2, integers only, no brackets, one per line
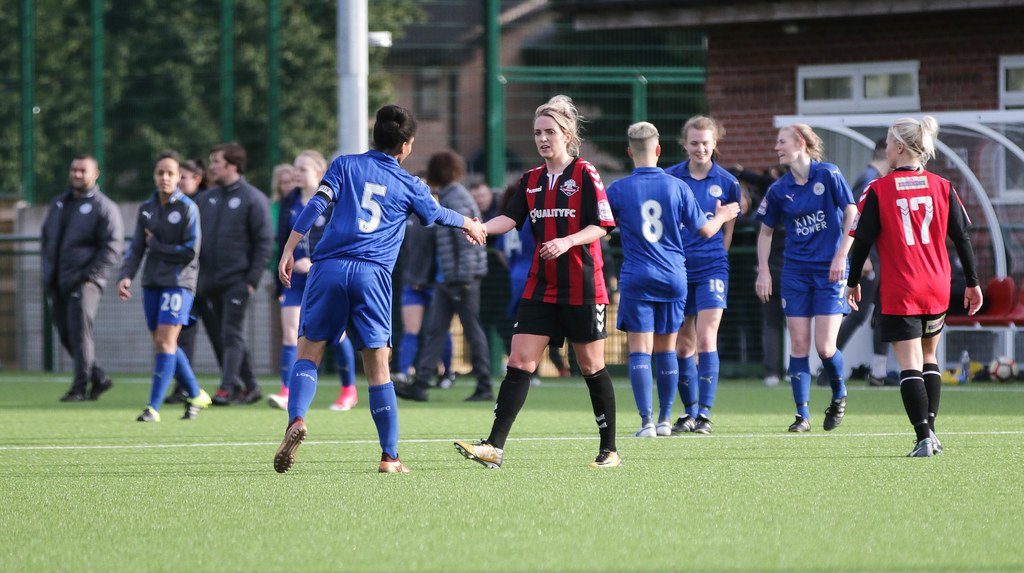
880,313,946,342
513,299,607,346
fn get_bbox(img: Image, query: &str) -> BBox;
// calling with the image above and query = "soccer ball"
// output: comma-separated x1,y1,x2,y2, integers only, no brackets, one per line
988,356,1018,383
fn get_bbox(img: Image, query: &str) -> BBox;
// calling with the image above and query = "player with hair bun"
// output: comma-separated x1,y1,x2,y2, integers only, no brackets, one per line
846,116,983,457
274,105,487,474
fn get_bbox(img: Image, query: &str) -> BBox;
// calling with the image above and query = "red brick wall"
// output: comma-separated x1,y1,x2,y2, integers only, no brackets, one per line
706,8,1024,174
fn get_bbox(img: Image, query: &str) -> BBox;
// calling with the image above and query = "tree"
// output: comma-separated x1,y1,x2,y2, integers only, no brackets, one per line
0,0,424,203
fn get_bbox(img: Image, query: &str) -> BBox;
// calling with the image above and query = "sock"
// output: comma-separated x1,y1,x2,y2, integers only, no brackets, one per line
174,348,201,398
585,368,617,452
697,351,720,417
870,354,888,379
487,366,533,450
287,359,319,422
369,382,399,458
922,362,941,432
789,356,811,420
900,370,931,441
280,344,297,388
821,350,847,401
654,352,678,421
333,337,356,388
628,353,653,421
678,354,699,419
442,332,453,375
398,332,418,374
148,352,177,410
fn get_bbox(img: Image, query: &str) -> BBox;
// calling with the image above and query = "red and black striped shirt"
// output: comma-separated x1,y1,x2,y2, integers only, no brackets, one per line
503,158,616,305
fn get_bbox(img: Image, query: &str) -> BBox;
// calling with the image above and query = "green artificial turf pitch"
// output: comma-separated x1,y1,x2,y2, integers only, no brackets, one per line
1,373,1022,572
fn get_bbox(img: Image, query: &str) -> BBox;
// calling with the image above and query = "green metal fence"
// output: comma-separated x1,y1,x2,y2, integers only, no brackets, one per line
1,233,771,378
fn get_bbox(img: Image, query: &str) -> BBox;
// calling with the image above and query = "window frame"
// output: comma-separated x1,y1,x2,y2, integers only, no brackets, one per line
999,55,1024,110
797,61,920,115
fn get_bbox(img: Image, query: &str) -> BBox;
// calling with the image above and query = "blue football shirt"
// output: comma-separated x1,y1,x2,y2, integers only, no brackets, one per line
606,166,708,301
756,160,854,266
312,150,463,270
664,160,740,264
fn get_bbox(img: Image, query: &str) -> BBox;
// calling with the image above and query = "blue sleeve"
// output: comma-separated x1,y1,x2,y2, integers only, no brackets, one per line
293,194,330,236
409,180,465,229
726,177,741,205
679,183,709,231
830,168,855,207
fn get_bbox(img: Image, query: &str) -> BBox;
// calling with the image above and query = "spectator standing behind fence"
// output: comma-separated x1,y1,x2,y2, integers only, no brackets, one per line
393,215,454,385
664,116,742,435
396,151,494,402
267,150,359,412
42,154,123,402
116,150,212,422
198,142,273,406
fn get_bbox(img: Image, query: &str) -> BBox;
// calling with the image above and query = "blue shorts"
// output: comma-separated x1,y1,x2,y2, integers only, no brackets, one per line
684,272,729,316
299,258,392,349
617,296,686,335
142,287,195,332
780,266,849,317
281,272,307,308
402,285,434,307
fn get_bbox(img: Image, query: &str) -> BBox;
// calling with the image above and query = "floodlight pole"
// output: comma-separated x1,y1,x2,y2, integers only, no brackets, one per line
337,0,369,156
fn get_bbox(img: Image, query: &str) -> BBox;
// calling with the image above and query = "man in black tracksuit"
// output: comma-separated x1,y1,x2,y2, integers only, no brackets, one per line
41,155,124,402
199,143,273,405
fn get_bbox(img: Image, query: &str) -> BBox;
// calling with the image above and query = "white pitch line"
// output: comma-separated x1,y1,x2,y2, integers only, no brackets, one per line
1,430,1023,452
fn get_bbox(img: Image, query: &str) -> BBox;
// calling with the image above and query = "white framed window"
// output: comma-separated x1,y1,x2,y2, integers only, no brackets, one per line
999,55,1024,110
797,61,920,114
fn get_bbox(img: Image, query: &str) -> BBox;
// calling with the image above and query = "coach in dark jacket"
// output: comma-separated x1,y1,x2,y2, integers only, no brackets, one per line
397,151,492,403
198,142,273,405
41,155,124,402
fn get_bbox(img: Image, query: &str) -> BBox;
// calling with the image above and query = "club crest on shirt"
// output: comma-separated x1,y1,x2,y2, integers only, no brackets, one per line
228,197,242,209
79,203,93,215
167,211,181,224
896,176,929,191
813,182,825,196
560,179,579,197
709,184,723,198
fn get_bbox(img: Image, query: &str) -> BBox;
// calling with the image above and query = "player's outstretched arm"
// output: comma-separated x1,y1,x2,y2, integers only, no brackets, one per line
484,215,517,237
698,200,740,238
